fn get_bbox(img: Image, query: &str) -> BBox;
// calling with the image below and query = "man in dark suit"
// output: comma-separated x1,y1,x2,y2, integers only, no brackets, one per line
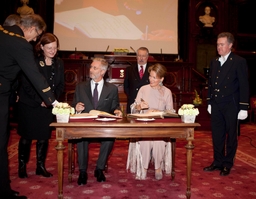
124,47,150,113
204,32,249,176
72,57,122,185
0,15,57,199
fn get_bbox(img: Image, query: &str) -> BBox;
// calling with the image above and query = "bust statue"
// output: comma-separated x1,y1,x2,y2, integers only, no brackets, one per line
17,0,34,17
199,6,215,27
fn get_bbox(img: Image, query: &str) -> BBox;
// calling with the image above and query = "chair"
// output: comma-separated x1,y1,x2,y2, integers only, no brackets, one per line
126,93,177,179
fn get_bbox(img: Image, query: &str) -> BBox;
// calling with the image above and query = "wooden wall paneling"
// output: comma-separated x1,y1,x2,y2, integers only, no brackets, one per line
62,59,196,107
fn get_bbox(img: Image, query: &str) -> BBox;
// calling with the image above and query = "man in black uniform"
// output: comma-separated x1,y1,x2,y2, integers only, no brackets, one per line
124,47,150,113
0,14,58,199
204,32,249,176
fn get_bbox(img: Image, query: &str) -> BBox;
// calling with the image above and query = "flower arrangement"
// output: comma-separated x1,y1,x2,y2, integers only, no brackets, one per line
113,48,129,53
178,104,199,116
113,48,129,55
52,102,75,115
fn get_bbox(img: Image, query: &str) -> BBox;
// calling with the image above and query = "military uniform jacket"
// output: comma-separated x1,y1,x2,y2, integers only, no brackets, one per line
0,25,55,105
18,56,65,107
207,52,249,110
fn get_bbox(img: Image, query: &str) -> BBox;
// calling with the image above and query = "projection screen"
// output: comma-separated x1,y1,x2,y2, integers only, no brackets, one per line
54,0,178,54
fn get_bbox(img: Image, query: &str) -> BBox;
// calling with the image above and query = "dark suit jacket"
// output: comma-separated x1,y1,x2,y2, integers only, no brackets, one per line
123,63,150,113
0,25,55,105
72,80,120,114
207,52,249,110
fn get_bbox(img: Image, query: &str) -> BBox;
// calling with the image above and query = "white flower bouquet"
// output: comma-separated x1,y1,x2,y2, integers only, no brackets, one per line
178,104,199,116
52,102,75,115
178,104,199,123
52,102,75,123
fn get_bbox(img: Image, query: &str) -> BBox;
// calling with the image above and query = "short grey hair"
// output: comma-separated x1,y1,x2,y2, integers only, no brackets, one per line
218,32,235,44
93,57,108,72
19,14,46,33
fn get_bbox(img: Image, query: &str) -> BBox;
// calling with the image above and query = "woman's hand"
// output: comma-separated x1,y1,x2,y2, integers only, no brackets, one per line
114,109,123,117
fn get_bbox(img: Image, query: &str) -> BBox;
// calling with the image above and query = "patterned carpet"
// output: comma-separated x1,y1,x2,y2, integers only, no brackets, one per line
8,123,256,199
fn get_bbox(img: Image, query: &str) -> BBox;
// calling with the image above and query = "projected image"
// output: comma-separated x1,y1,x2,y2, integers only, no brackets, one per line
54,0,178,53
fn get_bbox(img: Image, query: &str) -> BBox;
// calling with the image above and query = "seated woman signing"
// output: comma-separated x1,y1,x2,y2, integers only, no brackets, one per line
127,63,174,180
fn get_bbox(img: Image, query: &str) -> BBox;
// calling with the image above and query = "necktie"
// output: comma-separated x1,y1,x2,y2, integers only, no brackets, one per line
139,66,144,79
93,83,98,109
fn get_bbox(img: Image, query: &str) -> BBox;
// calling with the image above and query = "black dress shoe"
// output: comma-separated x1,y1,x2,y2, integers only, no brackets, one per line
220,167,231,176
94,169,106,182
2,194,27,199
11,189,19,196
77,172,87,185
203,163,222,172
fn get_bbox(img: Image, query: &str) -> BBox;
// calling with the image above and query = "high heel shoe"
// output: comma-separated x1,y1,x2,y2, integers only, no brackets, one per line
155,168,163,180
141,168,147,180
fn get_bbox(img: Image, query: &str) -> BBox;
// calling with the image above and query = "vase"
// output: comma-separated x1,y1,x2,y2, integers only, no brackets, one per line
56,114,70,123
181,115,196,123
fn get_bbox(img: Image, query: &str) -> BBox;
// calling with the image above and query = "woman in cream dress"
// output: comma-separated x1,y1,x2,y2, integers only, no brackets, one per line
127,63,174,180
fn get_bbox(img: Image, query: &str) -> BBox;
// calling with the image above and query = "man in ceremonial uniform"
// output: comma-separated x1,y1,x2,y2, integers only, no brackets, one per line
204,32,249,176
0,14,57,198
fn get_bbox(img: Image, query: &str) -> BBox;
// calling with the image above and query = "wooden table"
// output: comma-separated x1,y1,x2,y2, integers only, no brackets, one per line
50,118,200,199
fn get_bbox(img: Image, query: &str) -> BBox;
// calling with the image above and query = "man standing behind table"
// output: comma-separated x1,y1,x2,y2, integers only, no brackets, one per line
204,32,249,176
0,14,57,199
72,57,122,185
124,47,150,114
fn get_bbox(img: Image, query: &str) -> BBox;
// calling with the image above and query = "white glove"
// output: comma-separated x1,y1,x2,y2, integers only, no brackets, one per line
52,100,59,107
237,110,248,120
207,105,211,114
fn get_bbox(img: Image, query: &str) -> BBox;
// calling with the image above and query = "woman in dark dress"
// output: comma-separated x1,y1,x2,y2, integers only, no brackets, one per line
17,33,64,178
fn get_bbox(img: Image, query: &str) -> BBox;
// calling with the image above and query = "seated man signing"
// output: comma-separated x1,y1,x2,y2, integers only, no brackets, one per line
72,58,122,185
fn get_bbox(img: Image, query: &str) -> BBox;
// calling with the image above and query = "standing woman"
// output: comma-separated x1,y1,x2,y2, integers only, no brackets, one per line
17,33,64,178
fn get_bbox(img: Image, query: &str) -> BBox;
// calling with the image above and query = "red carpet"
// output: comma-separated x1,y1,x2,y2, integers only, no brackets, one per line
8,124,256,199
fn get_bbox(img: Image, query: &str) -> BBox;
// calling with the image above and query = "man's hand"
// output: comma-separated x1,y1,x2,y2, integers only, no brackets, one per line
237,110,248,120
75,102,85,114
207,105,211,114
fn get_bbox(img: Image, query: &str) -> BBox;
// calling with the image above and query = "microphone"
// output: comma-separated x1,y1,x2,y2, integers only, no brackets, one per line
130,46,136,53
106,45,109,52
161,48,164,61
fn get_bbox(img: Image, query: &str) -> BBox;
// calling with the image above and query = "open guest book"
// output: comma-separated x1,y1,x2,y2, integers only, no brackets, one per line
127,110,179,119
70,110,122,119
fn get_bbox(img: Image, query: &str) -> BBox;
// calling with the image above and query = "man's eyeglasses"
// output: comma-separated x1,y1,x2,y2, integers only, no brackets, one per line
35,28,41,39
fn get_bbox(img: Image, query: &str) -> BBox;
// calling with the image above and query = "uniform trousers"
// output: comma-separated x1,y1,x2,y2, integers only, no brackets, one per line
211,100,239,169
0,93,12,196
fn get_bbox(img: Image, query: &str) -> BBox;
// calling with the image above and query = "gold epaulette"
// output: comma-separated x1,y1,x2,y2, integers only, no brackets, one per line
0,25,25,39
